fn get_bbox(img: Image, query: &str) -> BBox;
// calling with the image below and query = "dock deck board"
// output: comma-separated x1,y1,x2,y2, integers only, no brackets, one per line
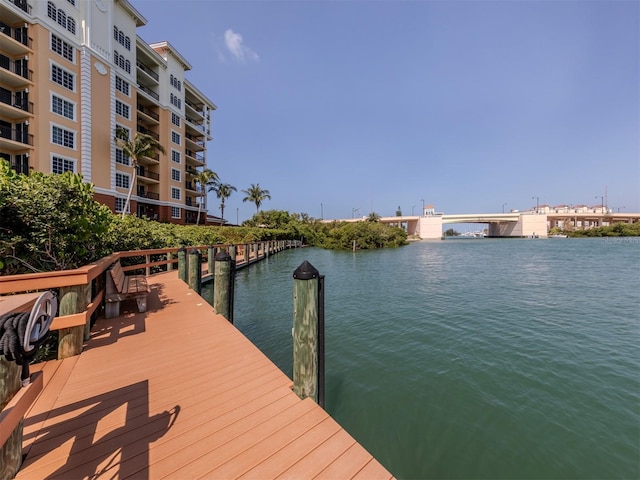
16,271,393,479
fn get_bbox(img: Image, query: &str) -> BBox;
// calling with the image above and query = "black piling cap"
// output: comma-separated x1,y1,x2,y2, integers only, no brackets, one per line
215,251,231,261
293,260,319,280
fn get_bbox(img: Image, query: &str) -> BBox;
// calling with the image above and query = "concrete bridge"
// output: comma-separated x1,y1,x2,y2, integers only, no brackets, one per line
326,212,640,240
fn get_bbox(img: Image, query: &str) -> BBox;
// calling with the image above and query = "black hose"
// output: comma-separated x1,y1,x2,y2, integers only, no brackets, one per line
0,311,51,381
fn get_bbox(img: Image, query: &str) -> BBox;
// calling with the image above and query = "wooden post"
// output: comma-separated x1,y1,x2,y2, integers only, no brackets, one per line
178,247,187,283
58,283,91,358
229,244,236,264
207,246,214,275
145,254,151,276
292,261,325,407
244,244,249,264
187,248,202,295
214,251,234,322
0,356,22,479
167,251,174,271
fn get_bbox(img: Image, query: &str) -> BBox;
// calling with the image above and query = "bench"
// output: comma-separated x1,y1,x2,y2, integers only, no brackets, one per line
105,261,150,319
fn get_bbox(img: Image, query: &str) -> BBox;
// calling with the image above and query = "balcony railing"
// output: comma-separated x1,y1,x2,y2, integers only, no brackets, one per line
137,84,159,101
136,125,159,141
137,167,160,181
136,104,159,121
0,127,33,145
0,94,33,114
137,190,160,200
5,0,32,14
136,61,159,81
0,55,33,81
0,26,33,49
185,181,197,192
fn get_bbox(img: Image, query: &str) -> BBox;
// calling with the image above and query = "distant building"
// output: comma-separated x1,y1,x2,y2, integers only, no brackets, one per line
0,0,216,224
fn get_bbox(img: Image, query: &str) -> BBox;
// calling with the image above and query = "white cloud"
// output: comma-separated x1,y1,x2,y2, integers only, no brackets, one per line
224,29,259,63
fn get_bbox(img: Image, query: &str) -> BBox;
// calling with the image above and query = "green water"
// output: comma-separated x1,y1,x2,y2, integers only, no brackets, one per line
205,238,640,479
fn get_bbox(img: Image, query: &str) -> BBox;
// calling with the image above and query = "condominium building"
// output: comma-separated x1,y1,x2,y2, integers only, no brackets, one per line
0,0,216,224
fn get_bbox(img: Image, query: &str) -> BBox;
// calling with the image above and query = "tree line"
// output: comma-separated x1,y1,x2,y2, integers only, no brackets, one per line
0,160,407,275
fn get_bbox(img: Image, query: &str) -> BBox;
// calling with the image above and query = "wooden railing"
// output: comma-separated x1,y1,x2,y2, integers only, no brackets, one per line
0,241,300,359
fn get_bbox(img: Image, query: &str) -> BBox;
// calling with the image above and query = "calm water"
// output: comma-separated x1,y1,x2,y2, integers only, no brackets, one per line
206,238,640,479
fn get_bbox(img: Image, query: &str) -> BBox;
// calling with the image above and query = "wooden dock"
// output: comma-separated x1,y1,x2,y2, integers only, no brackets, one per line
14,270,394,479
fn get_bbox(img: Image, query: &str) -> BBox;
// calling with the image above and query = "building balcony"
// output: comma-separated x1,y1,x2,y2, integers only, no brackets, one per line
0,93,33,119
136,166,160,183
185,134,205,152
0,25,33,56
0,55,33,87
185,150,205,167
136,104,159,124
137,189,160,201
138,151,160,165
0,126,33,150
137,83,159,102
136,125,159,141
3,0,32,15
136,60,159,82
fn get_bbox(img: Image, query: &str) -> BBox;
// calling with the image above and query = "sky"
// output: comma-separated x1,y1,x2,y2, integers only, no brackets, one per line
133,0,639,223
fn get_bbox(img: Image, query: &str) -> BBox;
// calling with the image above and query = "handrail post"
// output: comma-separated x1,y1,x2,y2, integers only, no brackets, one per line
1,354,22,477
178,247,187,283
187,248,202,295
58,282,91,358
214,251,234,323
207,245,215,275
145,254,151,276
167,251,174,271
229,244,236,267
292,261,325,407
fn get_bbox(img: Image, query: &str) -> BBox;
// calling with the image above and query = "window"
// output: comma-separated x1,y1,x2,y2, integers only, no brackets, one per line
113,26,131,51
116,172,130,189
171,131,181,145
171,187,181,200
51,64,74,90
171,168,181,182
47,1,76,35
115,76,129,95
170,93,182,108
115,99,130,119
115,197,129,213
52,125,74,148
115,149,129,166
171,150,181,163
51,34,74,62
52,155,75,174
169,75,182,92
171,112,181,127
66,0,76,6
51,94,74,120
113,51,131,74
171,206,181,219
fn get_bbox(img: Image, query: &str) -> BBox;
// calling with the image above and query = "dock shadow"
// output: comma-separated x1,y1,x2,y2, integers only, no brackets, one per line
22,381,179,480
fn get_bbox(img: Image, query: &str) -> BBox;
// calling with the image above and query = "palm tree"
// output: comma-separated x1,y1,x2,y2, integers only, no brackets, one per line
114,127,165,219
214,183,237,223
242,183,271,213
367,212,381,222
192,168,219,225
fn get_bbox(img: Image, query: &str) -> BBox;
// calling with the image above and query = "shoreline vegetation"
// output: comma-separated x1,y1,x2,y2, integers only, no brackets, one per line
2,162,637,275
0,163,407,275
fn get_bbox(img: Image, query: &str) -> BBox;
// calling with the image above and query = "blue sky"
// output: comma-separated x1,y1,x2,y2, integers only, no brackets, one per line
135,0,639,223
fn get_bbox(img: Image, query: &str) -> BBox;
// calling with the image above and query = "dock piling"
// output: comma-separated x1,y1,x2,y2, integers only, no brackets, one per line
292,261,325,408
178,247,187,283
187,248,202,295
214,251,234,323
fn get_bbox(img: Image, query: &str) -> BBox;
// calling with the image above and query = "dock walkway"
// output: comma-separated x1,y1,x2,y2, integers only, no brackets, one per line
15,270,393,479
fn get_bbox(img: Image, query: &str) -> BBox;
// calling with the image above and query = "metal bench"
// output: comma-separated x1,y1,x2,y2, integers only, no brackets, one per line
105,261,150,319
